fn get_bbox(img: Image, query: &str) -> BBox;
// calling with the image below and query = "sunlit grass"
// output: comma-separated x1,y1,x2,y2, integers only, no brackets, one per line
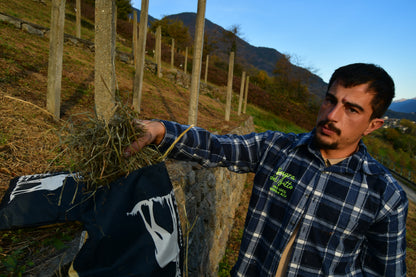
246,104,306,134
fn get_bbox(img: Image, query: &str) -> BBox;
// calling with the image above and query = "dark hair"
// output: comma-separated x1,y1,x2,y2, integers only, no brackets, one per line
327,63,395,119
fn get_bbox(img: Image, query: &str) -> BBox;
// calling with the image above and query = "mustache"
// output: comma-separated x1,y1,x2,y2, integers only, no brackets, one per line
317,120,341,135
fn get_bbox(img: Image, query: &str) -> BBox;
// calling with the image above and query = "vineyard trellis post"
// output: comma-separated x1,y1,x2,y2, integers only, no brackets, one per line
94,0,117,122
238,71,246,116
132,10,137,65
155,25,162,78
46,0,66,119
204,54,209,83
171,38,175,69
243,75,250,114
188,0,206,126
225,51,234,121
184,47,188,74
132,0,149,112
76,0,81,38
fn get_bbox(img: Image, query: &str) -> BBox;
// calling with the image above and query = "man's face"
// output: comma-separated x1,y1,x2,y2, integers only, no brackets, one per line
315,82,383,158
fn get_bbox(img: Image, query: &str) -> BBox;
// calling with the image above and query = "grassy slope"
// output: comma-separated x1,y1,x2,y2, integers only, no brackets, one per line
0,1,245,274
0,0,415,275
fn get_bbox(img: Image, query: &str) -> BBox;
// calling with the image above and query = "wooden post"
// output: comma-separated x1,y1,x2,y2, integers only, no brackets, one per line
114,5,117,35
75,0,81,38
238,71,246,116
94,0,116,122
153,31,157,62
243,75,250,114
132,10,138,65
133,0,149,113
184,47,188,74
225,51,234,121
155,25,162,77
171,38,175,69
46,0,66,119
188,0,206,126
204,54,209,83
132,0,149,112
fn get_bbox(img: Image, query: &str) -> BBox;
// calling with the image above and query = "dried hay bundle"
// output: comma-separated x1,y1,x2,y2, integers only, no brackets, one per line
61,103,162,191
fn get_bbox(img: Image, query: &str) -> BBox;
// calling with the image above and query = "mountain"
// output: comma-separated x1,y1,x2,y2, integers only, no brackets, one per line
389,98,416,113
130,8,158,25
165,12,328,99
385,110,416,121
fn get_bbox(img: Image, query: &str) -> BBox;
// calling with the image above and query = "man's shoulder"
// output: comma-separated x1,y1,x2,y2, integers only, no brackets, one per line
261,130,312,149
361,153,406,200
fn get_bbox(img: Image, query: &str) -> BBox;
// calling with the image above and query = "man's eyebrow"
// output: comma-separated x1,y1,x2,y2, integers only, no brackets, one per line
343,100,364,112
326,92,365,112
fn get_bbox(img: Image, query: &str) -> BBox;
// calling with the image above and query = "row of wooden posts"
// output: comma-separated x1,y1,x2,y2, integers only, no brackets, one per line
46,0,249,126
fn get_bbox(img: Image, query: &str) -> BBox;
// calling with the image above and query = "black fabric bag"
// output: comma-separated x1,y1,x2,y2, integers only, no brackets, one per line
0,162,183,277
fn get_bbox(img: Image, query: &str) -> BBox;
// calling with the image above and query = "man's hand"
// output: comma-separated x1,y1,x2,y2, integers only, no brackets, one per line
124,120,166,156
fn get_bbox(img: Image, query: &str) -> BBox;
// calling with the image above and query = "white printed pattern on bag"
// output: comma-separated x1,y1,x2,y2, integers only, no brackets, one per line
127,191,181,276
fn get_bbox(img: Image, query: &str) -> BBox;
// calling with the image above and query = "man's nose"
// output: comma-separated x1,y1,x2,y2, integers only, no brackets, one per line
327,104,342,121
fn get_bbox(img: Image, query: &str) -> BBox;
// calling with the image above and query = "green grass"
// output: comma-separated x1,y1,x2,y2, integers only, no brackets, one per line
246,104,306,134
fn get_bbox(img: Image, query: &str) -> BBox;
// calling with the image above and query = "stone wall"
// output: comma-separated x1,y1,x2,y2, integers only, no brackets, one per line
167,117,255,276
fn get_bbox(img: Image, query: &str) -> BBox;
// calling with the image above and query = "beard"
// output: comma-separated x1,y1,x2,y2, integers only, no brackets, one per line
314,120,341,150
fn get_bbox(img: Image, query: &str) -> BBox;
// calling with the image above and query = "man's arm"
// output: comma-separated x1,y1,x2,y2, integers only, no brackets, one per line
361,188,408,276
127,120,277,173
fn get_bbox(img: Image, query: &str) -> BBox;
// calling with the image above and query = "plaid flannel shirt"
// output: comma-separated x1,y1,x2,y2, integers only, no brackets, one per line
158,120,408,276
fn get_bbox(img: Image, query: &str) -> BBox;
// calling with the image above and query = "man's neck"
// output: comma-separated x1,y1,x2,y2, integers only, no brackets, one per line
320,144,359,160
325,157,346,167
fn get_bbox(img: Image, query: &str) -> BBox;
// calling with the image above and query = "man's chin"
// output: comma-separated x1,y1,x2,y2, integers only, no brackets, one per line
314,134,338,150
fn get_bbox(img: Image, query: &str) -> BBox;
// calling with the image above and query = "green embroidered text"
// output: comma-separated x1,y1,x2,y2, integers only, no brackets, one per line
269,168,295,198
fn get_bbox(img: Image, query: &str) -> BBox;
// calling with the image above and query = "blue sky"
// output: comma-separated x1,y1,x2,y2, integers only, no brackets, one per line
132,0,416,101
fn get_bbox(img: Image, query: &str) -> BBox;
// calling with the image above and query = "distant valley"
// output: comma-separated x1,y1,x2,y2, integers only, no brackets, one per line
387,98,416,121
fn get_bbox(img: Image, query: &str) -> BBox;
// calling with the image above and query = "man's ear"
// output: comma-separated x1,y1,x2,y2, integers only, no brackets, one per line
364,118,384,136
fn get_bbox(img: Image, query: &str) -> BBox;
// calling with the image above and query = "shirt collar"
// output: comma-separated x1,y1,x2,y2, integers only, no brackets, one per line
293,129,383,175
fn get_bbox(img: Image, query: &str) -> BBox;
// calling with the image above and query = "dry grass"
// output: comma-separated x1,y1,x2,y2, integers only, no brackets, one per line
0,94,63,193
0,7,248,274
59,101,162,190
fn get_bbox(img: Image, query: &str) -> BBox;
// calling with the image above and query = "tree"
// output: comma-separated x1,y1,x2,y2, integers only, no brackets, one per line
150,17,191,51
253,70,269,88
82,0,132,20
272,53,309,100
203,33,218,58
116,0,132,20
273,54,292,85
400,119,416,135
222,24,243,54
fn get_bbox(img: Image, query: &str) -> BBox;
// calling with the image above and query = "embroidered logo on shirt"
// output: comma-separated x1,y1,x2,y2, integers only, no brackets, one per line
269,168,295,199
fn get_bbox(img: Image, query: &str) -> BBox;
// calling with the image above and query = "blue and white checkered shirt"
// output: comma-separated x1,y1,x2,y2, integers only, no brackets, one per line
158,120,408,276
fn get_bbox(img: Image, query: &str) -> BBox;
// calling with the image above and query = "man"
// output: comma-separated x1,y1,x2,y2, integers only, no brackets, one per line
127,63,408,276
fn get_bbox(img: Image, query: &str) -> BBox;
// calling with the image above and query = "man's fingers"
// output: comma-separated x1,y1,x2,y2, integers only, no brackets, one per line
124,141,140,157
124,120,166,157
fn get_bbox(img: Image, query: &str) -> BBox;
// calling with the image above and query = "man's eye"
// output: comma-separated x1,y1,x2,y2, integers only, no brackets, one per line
348,107,358,113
